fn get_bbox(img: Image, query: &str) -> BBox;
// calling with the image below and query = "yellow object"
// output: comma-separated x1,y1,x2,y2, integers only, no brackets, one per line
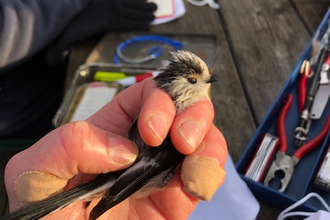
94,71,127,81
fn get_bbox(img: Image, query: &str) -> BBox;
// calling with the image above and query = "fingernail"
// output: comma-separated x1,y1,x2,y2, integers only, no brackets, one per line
108,136,138,165
179,120,202,149
148,114,169,141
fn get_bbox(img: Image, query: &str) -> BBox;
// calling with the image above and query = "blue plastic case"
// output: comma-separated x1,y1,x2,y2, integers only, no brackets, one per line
236,8,330,211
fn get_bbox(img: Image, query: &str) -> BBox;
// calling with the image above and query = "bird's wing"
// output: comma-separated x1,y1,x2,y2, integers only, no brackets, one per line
89,159,160,220
0,172,119,220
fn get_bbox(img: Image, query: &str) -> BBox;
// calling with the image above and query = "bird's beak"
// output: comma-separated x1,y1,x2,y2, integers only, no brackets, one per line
206,75,218,83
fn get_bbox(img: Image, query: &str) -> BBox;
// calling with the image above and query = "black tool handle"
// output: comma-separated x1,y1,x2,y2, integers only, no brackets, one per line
309,47,330,96
295,46,330,147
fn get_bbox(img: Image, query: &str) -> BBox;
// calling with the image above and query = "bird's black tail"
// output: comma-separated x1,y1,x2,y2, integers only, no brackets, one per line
0,173,117,220
89,160,161,220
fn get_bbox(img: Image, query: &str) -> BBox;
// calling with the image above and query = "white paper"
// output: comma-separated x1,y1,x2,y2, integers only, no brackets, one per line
148,0,174,18
70,86,116,122
305,210,330,220
150,0,186,25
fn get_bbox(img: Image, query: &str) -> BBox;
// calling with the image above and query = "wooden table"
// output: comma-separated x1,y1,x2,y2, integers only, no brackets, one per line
1,0,329,219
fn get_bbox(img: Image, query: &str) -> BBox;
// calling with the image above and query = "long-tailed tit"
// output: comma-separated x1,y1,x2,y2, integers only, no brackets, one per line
1,50,218,220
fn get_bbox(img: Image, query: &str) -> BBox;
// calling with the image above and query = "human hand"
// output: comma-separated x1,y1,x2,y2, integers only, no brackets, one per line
4,78,227,219
46,0,157,66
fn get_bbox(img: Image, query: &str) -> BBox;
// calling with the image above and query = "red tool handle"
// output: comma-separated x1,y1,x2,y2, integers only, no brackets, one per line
298,60,312,112
293,116,330,159
298,73,308,112
277,94,293,153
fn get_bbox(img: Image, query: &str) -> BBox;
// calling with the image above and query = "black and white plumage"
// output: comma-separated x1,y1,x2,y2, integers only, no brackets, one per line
0,50,218,220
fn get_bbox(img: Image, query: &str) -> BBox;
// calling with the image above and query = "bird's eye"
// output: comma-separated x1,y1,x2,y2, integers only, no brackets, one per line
187,77,197,84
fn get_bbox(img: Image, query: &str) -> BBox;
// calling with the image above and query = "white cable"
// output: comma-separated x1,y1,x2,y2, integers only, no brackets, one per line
186,0,220,9
277,192,330,220
279,211,315,220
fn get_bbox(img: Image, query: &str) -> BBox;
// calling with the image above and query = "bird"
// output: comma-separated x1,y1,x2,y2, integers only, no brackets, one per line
0,50,218,220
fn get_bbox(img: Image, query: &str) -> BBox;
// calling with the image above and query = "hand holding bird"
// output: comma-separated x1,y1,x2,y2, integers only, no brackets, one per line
2,51,227,220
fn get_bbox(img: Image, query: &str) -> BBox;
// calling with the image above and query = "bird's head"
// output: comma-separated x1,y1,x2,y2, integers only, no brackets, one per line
154,50,218,112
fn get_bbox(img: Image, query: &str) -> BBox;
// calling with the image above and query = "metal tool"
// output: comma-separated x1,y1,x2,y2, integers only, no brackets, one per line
264,94,330,192
314,144,330,192
295,47,330,147
244,133,279,182
310,56,330,119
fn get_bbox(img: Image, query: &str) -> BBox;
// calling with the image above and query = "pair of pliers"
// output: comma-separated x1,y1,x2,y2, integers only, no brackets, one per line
298,60,312,112
264,94,330,192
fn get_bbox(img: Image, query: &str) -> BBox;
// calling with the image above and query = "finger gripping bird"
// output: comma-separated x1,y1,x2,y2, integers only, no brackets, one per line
1,50,218,220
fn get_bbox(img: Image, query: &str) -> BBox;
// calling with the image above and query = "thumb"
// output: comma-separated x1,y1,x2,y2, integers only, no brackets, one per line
180,124,227,201
5,121,138,210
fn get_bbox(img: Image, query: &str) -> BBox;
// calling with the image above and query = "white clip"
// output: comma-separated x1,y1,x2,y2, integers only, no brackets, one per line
320,63,330,84
186,0,220,9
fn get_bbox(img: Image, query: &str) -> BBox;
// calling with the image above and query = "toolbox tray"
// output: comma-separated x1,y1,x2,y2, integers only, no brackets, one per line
53,33,217,127
236,9,330,211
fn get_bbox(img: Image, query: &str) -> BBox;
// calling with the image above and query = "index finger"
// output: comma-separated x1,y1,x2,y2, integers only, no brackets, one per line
87,77,215,154
86,78,177,146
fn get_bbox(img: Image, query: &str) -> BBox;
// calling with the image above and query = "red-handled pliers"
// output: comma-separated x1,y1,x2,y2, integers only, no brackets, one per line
264,94,330,192
298,60,312,112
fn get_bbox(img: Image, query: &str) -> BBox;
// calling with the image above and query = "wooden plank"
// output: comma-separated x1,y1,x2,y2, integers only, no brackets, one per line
65,37,102,91
215,1,328,219
150,2,256,161
292,0,329,34
217,0,315,124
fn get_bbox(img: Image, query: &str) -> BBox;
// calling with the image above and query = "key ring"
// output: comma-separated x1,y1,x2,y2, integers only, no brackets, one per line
114,35,183,64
